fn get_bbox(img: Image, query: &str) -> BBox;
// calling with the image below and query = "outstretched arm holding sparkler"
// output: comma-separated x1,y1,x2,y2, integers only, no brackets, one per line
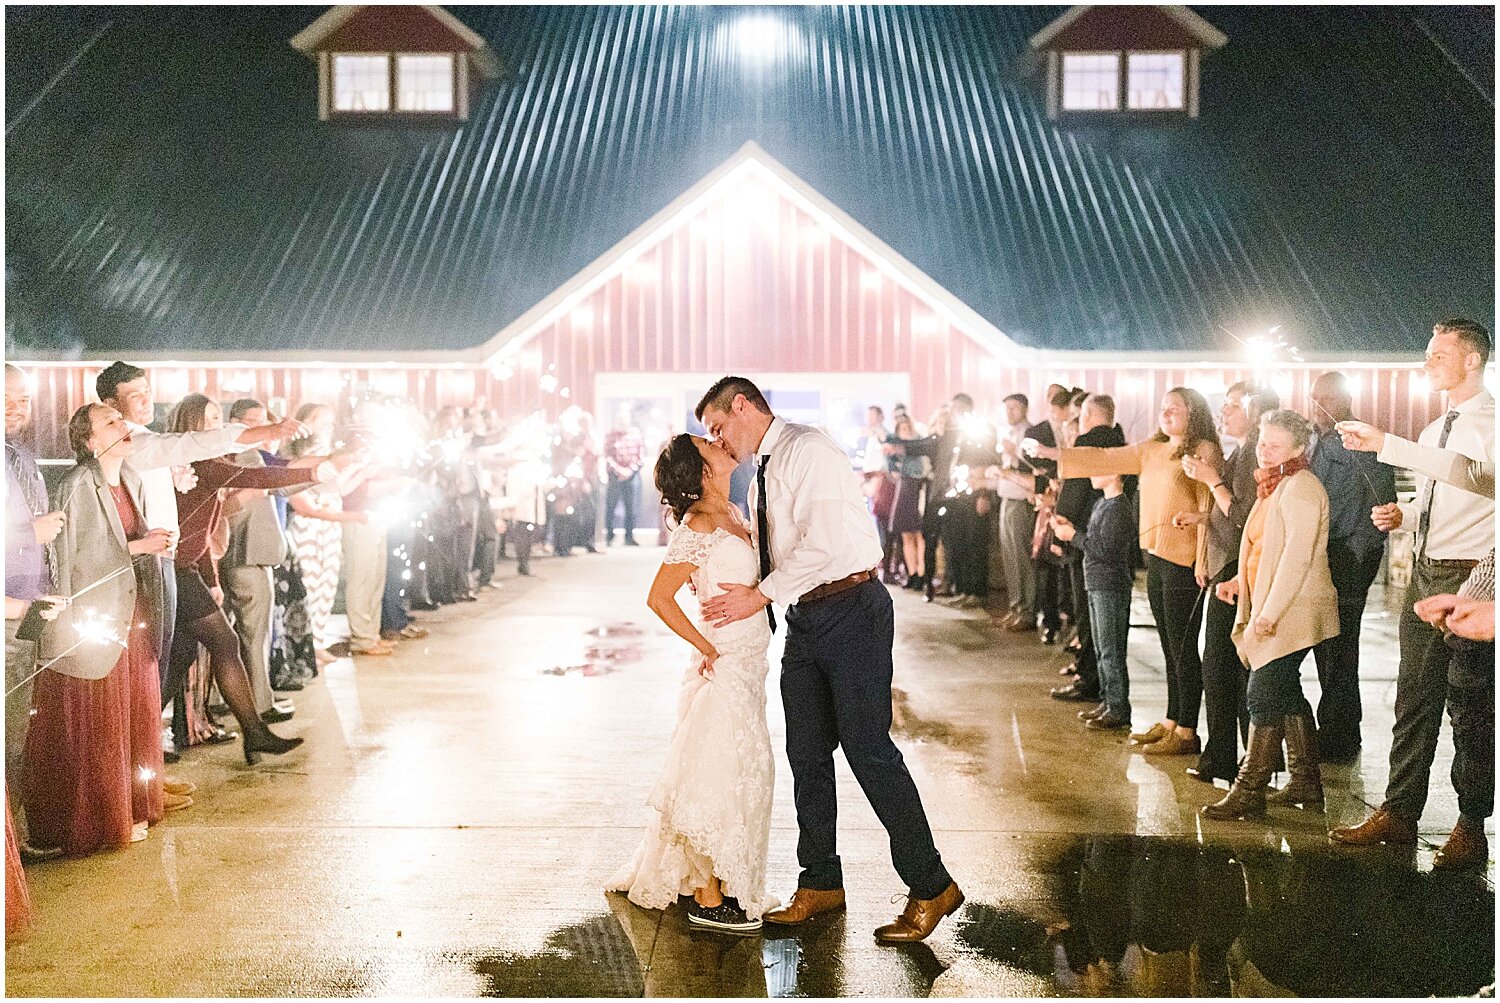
1338,420,1495,500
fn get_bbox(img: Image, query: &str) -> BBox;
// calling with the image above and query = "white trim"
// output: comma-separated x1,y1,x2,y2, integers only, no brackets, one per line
290,4,498,77
1045,50,1059,119
477,141,1043,370
458,49,469,119
1188,47,1200,118
290,5,360,54
317,51,330,121
1030,5,1228,52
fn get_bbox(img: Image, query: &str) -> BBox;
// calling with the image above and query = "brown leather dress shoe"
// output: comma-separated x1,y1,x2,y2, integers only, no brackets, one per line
1328,803,1418,846
873,881,964,944
1432,820,1488,870
1128,722,1169,746
764,887,846,925
1140,731,1201,756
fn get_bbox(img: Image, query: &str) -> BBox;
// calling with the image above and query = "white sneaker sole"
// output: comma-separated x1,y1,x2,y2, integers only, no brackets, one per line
686,915,763,936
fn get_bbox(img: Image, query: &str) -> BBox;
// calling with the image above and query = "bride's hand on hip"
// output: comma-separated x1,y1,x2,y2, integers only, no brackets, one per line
701,583,769,626
697,648,720,679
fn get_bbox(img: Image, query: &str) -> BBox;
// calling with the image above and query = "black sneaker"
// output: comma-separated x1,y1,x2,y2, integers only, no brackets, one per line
687,897,762,936
1078,702,1109,722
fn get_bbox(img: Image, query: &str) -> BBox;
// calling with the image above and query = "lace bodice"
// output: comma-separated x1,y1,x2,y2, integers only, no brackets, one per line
663,523,770,652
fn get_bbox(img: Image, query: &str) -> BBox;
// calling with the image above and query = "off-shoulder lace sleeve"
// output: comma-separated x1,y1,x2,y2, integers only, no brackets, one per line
663,524,718,567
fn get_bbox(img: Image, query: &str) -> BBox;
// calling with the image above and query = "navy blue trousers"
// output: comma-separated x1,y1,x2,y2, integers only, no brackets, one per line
781,579,951,899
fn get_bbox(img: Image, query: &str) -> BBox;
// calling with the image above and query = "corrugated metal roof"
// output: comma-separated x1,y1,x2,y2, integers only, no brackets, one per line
5,5,1492,357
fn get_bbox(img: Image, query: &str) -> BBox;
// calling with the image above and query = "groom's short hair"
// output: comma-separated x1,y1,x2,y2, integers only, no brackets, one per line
695,376,772,420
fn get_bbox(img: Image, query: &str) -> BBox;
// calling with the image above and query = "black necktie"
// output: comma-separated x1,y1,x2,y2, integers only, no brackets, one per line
755,456,776,633
1416,410,1460,561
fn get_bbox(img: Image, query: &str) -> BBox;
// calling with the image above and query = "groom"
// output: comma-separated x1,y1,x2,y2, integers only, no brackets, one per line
697,376,963,944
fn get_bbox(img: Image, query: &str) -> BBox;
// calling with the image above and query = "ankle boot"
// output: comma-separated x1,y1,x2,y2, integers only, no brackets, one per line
1202,721,1282,820
1266,712,1324,807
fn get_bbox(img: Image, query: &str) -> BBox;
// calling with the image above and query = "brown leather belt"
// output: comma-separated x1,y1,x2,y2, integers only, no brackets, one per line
796,568,878,607
1420,557,1480,570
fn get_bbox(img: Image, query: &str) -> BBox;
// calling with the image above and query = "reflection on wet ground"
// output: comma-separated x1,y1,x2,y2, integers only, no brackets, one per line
890,687,988,756
951,836,1494,998
543,625,649,677
7,549,1495,997
557,836,1495,998
542,662,620,677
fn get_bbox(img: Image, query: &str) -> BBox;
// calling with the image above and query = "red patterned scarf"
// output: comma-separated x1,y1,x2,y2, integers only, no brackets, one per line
1253,455,1310,499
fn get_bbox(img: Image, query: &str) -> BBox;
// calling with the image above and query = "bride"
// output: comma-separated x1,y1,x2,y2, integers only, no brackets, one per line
606,433,776,935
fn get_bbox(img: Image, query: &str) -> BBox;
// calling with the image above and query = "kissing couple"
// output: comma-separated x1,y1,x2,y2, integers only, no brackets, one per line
607,376,963,941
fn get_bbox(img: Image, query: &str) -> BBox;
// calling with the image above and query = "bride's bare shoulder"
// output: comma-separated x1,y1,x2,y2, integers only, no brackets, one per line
683,511,719,535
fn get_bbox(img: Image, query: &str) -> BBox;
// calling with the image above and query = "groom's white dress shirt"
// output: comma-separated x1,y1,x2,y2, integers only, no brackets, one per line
750,417,884,607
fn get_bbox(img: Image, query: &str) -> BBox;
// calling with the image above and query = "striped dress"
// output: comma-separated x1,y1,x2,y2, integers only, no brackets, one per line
286,483,343,650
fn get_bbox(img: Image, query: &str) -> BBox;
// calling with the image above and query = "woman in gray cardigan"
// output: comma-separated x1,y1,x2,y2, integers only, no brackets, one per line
1202,410,1341,820
24,404,174,856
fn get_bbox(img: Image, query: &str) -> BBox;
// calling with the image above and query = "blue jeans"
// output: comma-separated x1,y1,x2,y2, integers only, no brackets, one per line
1246,647,1312,726
1088,589,1132,719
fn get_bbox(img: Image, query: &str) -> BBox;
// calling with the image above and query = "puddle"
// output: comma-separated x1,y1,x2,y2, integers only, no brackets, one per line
541,663,619,678
954,835,1495,998
585,623,647,639
890,687,987,755
584,644,642,663
465,836,1492,998
460,913,646,997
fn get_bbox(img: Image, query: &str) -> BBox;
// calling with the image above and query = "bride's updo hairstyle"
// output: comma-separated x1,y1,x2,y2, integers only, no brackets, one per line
655,433,705,525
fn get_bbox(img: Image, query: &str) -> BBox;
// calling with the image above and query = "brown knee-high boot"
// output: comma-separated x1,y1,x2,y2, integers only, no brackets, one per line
1266,712,1324,807
1202,721,1283,820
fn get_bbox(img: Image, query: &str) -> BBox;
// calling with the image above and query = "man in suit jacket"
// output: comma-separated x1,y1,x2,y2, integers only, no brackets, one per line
220,400,313,723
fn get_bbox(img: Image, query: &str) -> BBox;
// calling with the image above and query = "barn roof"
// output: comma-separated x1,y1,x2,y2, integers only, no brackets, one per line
5,5,1492,359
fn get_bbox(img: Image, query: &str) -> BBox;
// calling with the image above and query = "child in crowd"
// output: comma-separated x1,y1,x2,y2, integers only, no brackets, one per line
1053,472,1136,731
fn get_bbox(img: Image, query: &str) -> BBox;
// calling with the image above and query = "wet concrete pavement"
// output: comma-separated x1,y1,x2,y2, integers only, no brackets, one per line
5,543,1494,996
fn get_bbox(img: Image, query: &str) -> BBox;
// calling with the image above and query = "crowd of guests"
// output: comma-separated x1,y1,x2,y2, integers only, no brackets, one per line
3,359,645,940
3,318,1493,941
860,317,1494,868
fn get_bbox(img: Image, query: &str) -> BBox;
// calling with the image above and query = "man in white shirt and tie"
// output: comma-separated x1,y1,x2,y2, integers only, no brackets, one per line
697,376,963,944
1332,319,1496,849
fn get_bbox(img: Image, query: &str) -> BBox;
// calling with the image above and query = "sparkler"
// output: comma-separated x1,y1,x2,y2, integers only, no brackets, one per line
65,564,133,604
6,611,127,698
1218,324,1386,504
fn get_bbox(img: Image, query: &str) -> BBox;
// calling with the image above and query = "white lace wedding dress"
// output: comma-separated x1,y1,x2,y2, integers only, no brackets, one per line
606,523,777,920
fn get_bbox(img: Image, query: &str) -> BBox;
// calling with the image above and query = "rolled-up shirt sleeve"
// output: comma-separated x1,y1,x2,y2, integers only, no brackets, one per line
129,425,248,471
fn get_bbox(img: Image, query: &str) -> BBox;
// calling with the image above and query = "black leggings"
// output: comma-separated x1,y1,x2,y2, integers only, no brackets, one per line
1146,554,1206,731
166,603,270,743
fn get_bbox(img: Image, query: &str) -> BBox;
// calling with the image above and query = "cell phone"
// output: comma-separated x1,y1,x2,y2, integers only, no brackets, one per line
15,599,55,643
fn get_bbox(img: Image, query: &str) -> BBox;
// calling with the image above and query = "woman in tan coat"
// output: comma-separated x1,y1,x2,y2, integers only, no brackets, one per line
1202,409,1340,820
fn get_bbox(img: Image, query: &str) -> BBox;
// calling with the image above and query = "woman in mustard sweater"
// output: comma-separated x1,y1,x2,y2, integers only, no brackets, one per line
1035,388,1221,756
